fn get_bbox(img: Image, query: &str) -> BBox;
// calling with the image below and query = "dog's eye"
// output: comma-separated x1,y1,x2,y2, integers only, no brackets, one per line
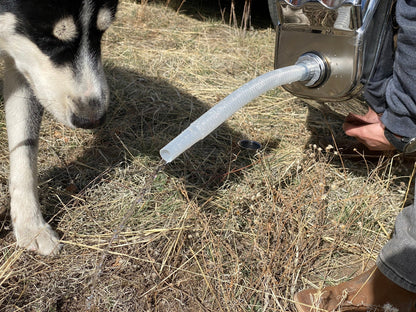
96,7,114,31
53,16,78,42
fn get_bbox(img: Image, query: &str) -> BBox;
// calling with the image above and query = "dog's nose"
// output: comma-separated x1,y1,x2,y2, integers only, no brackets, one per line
70,97,107,129
71,112,106,129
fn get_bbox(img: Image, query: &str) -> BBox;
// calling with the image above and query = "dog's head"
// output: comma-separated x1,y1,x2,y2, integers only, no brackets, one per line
0,0,118,129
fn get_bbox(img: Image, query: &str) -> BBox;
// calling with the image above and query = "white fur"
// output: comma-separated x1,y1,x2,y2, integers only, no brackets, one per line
3,36,78,126
0,13,16,35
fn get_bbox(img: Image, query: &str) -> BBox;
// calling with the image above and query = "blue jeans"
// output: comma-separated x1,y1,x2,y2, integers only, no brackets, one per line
377,197,416,292
367,0,416,293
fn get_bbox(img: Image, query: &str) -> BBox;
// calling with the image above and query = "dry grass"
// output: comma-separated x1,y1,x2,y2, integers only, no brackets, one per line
0,1,414,311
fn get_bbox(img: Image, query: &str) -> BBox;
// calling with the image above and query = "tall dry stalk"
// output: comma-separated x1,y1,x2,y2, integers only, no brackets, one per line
229,0,238,27
241,0,252,32
218,0,227,23
228,0,252,31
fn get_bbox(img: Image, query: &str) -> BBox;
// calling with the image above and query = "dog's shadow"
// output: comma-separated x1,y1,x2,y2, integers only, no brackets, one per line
34,65,280,225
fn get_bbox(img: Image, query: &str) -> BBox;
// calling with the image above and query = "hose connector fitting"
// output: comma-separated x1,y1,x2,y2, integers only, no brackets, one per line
296,52,329,87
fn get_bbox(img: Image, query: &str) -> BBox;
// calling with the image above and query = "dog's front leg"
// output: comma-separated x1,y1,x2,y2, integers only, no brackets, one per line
5,60,61,256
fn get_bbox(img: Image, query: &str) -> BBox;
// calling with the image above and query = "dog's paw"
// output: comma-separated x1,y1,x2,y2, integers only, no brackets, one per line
15,223,61,256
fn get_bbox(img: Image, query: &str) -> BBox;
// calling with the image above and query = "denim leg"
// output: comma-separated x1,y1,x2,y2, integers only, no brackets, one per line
377,181,416,293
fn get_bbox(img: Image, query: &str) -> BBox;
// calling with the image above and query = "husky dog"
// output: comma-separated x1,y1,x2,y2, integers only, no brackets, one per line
0,0,118,255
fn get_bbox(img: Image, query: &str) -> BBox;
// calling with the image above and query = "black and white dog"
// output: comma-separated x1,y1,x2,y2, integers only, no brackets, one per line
1,0,118,255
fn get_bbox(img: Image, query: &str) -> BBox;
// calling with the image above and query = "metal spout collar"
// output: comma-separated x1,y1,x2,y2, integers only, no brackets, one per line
296,52,329,87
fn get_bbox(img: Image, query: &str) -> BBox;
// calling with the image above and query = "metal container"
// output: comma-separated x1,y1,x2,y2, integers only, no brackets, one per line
270,0,395,101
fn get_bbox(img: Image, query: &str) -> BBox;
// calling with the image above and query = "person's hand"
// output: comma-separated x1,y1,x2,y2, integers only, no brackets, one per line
343,108,395,151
